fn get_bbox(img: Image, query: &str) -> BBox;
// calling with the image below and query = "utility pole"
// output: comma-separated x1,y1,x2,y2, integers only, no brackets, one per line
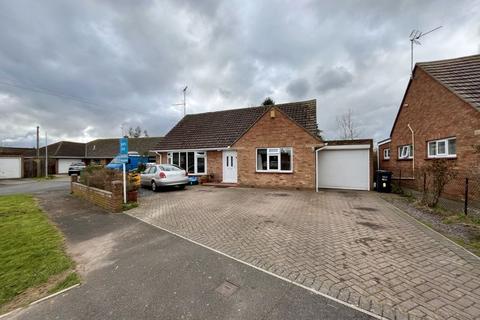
36,126,40,177
45,131,48,177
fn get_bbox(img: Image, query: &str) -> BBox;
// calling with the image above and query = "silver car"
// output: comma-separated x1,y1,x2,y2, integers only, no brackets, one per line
140,164,189,191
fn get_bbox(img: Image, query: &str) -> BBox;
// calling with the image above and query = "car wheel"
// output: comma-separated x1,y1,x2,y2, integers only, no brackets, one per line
178,184,186,190
151,181,157,192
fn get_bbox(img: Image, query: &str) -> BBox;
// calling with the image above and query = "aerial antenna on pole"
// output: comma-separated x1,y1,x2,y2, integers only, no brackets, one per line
172,86,188,116
409,26,442,78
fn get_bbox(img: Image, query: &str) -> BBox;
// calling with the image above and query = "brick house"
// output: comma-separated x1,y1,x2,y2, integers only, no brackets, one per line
153,99,373,190
378,54,480,197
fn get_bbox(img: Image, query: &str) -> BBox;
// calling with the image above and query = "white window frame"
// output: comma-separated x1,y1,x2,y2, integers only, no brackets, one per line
398,145,413,159
256,147,293,173
427,137,456,158
166,151,207,175
383,148,390,160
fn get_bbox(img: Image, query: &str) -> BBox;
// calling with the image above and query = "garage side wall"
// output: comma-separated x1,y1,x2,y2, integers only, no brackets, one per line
233,108,322,189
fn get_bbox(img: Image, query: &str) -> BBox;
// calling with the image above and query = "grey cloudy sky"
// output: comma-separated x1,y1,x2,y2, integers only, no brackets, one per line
0,0,479,147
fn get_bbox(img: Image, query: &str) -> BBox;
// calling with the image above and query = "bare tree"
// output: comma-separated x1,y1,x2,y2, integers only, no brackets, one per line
127,126,148,138
336,109,360,140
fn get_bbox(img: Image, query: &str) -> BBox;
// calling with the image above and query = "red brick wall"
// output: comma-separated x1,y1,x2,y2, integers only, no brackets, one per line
207,151,222,182
378,141,391,171
380,67,480,196
232,107,323,189
71,177,123,212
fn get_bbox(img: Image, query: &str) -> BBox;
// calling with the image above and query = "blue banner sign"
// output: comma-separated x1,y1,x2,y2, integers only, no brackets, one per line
120,138,128,155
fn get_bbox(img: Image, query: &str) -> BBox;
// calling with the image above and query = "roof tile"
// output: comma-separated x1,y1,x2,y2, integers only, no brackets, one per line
155,99,318,150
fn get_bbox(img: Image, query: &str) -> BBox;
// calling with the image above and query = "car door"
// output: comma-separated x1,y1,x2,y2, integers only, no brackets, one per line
141,167,152,186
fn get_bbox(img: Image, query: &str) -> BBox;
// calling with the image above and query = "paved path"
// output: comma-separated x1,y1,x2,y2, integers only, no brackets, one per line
5,191,372,320
0,177,69,195
130,186,480,320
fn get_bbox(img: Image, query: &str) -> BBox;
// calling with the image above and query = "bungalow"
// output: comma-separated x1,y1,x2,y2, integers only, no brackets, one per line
23,141,85,175
85,137,163,165
378,54,480,198
153,99,373,190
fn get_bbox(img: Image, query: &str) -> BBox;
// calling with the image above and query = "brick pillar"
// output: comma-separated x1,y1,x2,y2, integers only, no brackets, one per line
111,180,123,212
70,175,78,193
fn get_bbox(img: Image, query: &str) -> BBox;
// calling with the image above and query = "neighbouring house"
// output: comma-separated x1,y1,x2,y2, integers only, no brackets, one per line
152,99,373,190
85,137,163,165
24,141,86,175
378,54,480,198
5,136,164,177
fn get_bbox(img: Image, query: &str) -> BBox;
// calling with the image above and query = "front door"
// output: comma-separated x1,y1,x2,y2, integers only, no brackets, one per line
222,150,237,183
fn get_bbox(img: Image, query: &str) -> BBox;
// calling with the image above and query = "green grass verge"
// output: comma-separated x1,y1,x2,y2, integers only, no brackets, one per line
48,272,80,294
0,194,75,307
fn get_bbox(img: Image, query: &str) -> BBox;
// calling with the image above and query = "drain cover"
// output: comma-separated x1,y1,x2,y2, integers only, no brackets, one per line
215,281,239,297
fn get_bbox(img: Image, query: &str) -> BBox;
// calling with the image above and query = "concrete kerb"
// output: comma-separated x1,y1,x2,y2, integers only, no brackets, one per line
125,212,386,320
0,284,80,319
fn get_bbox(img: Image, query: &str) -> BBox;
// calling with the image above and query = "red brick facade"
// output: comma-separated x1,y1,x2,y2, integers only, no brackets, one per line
379,67,480,195
232,107,323,189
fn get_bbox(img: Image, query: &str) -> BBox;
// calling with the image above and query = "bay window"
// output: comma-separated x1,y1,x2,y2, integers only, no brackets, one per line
256,147,292,172
427,137,456,158
167,151,207,175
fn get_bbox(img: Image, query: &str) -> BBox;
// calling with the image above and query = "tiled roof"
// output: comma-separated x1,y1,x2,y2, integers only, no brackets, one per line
0,147,34,156
155,99,318,150
417,54,480,110
86,137,164,158
25,141,85,158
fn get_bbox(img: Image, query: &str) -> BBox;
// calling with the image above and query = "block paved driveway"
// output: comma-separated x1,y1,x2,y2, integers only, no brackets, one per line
129,186,480,320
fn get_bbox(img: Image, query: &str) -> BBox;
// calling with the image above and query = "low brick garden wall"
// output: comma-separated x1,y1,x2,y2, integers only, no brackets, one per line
70,176,123,212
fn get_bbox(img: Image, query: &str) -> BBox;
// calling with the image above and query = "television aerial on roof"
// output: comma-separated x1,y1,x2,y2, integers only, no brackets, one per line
172,86,188,117
409,26,442,77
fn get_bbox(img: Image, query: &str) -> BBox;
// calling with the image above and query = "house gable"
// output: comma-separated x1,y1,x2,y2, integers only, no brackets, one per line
232,106,323,189
384,66,480,179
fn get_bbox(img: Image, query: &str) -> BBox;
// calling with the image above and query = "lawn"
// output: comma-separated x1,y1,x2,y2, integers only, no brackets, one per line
0,194,79,312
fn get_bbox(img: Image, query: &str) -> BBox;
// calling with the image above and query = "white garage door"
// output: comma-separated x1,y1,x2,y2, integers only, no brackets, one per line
58,159,82,174
0,157,22,179
317,148,370,191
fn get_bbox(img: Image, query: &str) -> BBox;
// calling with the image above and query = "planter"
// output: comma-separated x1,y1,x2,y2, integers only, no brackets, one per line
127,190,138,202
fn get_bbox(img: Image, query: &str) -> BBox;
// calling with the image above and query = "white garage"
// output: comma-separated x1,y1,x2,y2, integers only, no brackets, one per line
57,159,82,174
0,156,22,179
316,144,371,191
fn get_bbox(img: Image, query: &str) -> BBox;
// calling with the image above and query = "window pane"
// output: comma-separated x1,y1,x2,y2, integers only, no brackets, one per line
409,145,413,157
428,142,436,156
448,139,456,155
187,152,195,173
179,152,187,170
173,153,179,165
438,141,446,154
257,149,267,170
197,157,205,173
280,148,291,171
269,155,279,170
